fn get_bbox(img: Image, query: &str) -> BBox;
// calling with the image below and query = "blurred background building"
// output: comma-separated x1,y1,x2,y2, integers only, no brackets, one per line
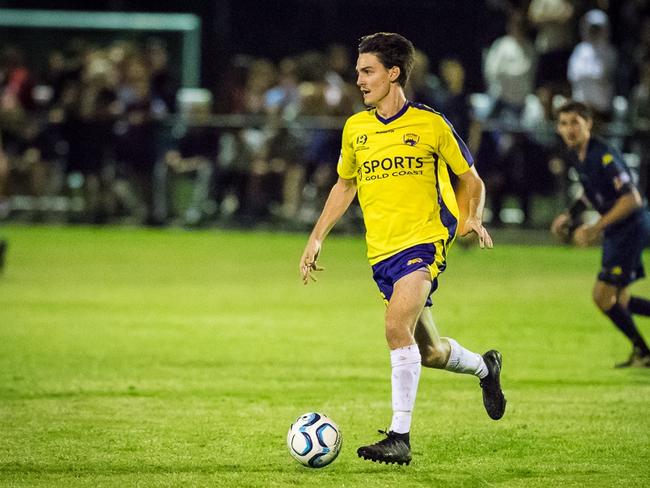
0,0,649,231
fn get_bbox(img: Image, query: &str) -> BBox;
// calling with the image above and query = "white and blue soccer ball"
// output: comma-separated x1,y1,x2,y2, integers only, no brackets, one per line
287,412,342,468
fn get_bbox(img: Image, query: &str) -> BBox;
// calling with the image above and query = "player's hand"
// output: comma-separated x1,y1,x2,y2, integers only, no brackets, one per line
299,238,325,285
573,223,600,247
460,216,493,249
551,213,572,240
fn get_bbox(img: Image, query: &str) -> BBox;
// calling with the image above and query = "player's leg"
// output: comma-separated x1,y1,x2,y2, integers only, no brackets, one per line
596,224,650,367
384,268,431,348
414,306,449,367
414,307,506,419
593,281,650,367
623,283,650,318
628,295,650,316
628,210,650,316
357,268,430,465
385,268,431,428
415,308,485,374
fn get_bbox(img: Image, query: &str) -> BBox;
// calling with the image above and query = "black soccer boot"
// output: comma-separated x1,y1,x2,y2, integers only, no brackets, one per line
357,430,411,465
615,347,650,368
480,350,506,420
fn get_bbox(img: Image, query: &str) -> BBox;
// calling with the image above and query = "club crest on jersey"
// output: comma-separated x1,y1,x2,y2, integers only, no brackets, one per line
602,153,614,166
403,133,420,146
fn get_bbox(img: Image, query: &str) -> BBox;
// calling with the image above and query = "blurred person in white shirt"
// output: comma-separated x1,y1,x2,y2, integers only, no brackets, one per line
484,9,537,122
567,9,618,122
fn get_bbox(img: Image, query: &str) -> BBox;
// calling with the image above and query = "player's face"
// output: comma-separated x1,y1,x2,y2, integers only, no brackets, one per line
356,53,395,106
556,111,592,150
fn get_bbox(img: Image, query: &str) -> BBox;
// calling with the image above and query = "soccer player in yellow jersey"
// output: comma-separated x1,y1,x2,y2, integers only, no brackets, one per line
299,33,506,465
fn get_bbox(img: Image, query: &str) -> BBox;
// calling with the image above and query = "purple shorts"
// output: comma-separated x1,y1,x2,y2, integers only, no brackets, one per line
371,242,447,307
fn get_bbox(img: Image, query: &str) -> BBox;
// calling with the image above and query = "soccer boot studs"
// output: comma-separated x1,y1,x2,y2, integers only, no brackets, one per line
357,430,411,465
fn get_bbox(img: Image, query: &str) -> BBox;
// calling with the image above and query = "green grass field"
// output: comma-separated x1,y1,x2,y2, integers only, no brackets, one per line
1,225,649,487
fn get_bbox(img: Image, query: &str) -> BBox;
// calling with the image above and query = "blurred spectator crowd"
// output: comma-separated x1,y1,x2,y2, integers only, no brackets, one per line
2,0,650,230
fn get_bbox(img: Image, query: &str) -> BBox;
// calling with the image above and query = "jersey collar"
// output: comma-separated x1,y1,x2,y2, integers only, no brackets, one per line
375,100,410,125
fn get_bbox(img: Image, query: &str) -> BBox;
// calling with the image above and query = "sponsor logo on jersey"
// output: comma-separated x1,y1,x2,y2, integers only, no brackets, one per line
360,156,424,173
357,155,427,181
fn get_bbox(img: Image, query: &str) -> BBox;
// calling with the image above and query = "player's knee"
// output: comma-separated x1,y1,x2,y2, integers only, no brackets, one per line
384,318,415,349
384,316,401,335
592,288,615,312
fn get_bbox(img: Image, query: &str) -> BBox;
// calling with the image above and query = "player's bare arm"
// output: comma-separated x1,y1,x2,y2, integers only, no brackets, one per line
455,166,493,249
574,189,643,247
300,177,357,284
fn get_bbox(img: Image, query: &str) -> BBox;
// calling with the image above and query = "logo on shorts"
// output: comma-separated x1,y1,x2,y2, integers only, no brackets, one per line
611,266,623,275
406,258,423,266
403,133,420,146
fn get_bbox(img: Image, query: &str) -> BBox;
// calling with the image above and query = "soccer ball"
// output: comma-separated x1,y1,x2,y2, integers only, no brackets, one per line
287,412,342,468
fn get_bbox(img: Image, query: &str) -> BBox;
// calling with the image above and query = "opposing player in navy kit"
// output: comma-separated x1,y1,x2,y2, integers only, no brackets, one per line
552,101,650,367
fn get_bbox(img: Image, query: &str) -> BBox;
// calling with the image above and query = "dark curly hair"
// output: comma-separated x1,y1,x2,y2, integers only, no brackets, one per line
358,32,415,87
555,100,593,121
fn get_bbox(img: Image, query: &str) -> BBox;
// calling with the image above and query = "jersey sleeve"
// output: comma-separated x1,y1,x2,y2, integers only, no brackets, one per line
337,118,357,179
602,151,633,196
436,115,474,176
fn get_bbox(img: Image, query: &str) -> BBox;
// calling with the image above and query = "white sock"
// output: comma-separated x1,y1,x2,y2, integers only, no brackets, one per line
444,338,488,379
389,344,421,434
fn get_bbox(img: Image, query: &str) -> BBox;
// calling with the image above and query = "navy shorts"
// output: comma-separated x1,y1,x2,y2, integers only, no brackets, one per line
371,242,447,307
599,211,650,287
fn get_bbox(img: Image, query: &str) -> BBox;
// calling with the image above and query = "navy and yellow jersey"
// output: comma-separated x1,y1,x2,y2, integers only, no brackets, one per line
570,137,642,232
337,100,473,265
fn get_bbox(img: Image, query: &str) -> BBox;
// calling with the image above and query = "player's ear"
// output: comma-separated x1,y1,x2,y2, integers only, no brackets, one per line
389,66,400,83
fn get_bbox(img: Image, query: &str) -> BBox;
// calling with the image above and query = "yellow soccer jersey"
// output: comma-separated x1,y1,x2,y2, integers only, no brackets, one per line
337,101,473,264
